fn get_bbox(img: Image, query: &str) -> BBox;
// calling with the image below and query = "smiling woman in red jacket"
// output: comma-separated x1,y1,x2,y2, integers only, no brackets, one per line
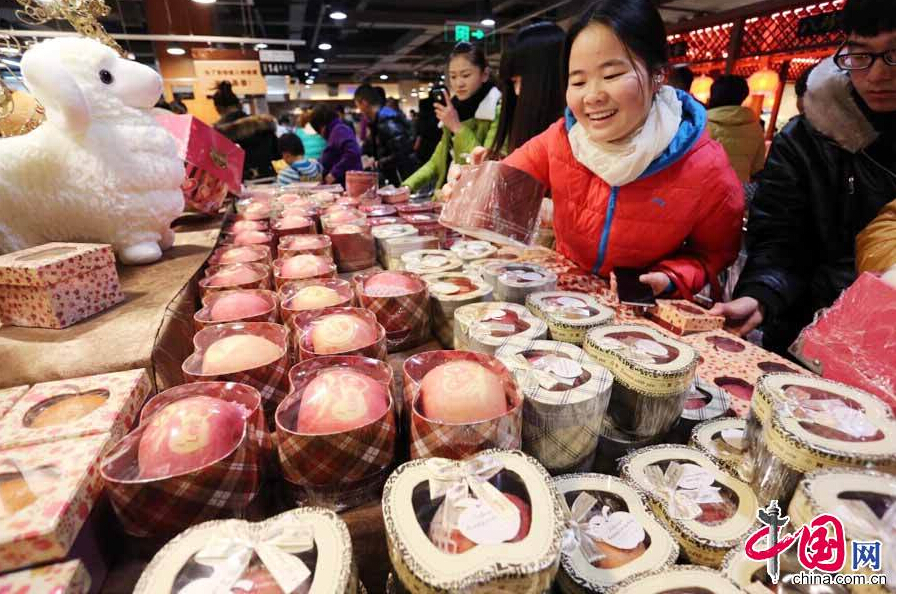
501,0,743,299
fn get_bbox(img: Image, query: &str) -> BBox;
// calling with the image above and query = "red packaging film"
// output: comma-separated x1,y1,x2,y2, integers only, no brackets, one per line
194,289,279,331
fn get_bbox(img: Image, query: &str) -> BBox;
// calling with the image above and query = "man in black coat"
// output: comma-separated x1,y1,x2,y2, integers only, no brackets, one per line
353,84,420,186
711,0,895,356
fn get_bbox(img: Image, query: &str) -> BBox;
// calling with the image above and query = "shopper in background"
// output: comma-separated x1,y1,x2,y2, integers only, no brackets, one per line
277,133,323,184
668,65,695,93
294,108,327,161
794,65,815,114
212,81,279,180
487,22,566,158
706,75,766,182
413,97,441,163
404,42,502,193
491,0,743,298
354,84,420,185
710,0,895,355
309,104,363,186
276,114,293,137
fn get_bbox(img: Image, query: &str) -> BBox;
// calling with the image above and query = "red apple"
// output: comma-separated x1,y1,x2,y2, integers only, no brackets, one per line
419,361,507,424
309,313,378,354
364,271,419,297
283,236,327,250
209,292,271,321
206,266,261,287
280,255,332,279
592,540,647,569
429,492,531,554
285,285,344,310
275,216,313,231
295,369,388,434
232,231,270,245
229,221,266,233
202,334,284,375
325,210,361,225
219,247,262,264
331,224,364,235
137,396,245,478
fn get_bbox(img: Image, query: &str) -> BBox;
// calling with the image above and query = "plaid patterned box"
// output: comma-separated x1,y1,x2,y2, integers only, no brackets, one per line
647,300,725,336
198,263,272,300
278,278,354,339
422,272,494,348
354,271,431,352
373,225,418,268
294,307,388,362
526,291,615,345
0,560,91,594
328,226,377,273
271,216,316,243
483,262,558,305
453,301,548,354
0,368,151,451
495,339,612,474
0,385,28,422
207,244,272,269
101,385,265,539
277,235,333,261
0,243,124,329
667,377,733,445
0,434,110,572
403,351,523,459
182,323,291,430
272,257,337,292
345,171,378,200
275,357,396,489
194,289,280,332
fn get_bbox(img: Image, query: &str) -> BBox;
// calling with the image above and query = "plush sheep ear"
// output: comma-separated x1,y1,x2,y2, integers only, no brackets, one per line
21,49,90,135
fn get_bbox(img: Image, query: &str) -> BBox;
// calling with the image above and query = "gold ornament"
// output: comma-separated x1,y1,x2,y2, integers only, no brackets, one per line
14,0,124,56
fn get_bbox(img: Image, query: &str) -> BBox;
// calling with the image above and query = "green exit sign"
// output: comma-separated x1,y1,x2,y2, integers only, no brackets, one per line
445,21,494,44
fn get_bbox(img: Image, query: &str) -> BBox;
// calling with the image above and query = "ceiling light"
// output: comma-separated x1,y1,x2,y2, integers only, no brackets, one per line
318,42,332,50
480,17,495,27
379,74,388,80
192,0,216,4
166,45,186,56
254,43,268,50
313,57,325,63
311,67,319,72
305,78,314,84
329,9,347,20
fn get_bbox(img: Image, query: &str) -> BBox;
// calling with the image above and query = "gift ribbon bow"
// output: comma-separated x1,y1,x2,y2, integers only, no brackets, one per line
782,397,880,439
644,463,704,520
560,492,606,563
834,500,896,585
178,525,315,594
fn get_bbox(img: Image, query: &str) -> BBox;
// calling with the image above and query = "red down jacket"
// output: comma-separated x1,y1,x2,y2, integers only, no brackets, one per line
505,90,744,297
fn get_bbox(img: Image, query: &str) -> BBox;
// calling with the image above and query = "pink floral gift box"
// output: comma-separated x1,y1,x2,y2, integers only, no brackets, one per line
0,386,29,421
0,243,124,329
0,560,90,594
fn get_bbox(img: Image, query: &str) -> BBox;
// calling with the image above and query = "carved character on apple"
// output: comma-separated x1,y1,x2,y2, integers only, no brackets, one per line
309,314,378,354
206,266,262,288
295,369,388,434
232,231,271,246
280,255,332,279
209,292,271,322
202,334,284,375
137,396,245,478
285,286,344,310
428,492,531,554
364,271,419,297
418,360,508,424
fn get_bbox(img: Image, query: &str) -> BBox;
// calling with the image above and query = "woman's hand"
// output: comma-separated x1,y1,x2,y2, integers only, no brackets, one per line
434,90,462,134
708,297,764,336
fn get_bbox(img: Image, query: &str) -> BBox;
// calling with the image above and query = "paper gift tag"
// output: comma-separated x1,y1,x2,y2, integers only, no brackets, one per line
676,463,716,490
588,511,646,550
457,499,522,546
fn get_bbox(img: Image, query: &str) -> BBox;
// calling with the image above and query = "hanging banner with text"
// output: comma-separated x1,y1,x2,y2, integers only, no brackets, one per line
258,49,298,76
194,60,268,96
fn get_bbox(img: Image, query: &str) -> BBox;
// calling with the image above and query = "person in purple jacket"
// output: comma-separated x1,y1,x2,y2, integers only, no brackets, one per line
309,104,363,185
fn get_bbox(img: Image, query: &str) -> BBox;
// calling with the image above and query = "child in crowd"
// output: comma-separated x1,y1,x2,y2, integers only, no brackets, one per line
277,133,322,185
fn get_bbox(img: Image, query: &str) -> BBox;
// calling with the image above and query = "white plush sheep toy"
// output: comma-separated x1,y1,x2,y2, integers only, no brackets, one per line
0,37,185,265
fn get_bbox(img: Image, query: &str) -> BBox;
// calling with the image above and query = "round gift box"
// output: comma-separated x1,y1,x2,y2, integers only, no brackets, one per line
275,356,396,510
377,186,409,204
464,257,515,278
554,473,679,593
327,225,377,272
335,196,361,208
526,291,614,345
689,417,749,482
422,272,494,348
279,278,354,333
450,240,497,261
321,208,367,232
396,201,436,216
667,378,731,445
199,263,271,299
401,250,462,275
402,350,523,460
373,224,418,267
383,237,441,271
293,307,387,362
194,289,279,331
208,244,271,269
483,262,558,304
278,234,333,260
620,445,759,568
592,418,666,476
402,213,447,247
453,301,547,353
495,338,612,473
345,170,378,199
273,255,337,291
585,324,698,440
609,565,741,594
353,271,431,352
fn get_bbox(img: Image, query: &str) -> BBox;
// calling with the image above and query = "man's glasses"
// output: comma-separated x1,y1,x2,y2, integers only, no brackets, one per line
834,44,896,71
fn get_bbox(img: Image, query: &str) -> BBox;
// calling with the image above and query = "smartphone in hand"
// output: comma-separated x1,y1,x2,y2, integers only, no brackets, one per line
614,267,656,307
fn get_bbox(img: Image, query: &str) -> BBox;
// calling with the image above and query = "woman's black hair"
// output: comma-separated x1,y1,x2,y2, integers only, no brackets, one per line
212,81,240,111
564,0,669,91
490,22,566,157
309,104,337,135
448,41,488,71
708,75,750,108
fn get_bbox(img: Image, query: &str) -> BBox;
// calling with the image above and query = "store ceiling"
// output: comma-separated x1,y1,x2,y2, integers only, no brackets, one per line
0,0,766,80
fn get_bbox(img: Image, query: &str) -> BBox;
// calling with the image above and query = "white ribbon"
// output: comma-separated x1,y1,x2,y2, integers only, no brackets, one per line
644,463,704,520
783,397,880,439
560,492,606,564
178,525,314,594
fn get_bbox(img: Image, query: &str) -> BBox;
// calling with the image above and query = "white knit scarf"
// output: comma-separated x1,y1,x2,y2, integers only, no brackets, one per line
568,85,683,187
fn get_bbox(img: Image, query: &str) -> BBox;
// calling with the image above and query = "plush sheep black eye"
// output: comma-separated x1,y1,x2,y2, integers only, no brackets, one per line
99,69,113,84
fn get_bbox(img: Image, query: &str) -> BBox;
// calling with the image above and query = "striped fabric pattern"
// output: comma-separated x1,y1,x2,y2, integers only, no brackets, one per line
278,159,323,185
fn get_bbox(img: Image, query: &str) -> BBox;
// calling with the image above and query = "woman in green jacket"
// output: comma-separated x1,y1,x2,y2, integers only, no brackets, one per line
403,42,502,193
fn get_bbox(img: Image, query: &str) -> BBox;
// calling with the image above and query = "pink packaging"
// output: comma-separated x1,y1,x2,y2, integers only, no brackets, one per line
0,385,29,422
0,560,91,594
156,113,245,214
0,243,125,329
345,171,379,201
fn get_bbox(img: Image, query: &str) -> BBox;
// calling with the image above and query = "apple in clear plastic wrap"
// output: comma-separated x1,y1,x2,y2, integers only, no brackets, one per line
209,292,271,321
137,396,245,478
286,286,344,310
206,266,261,287
364,271,418,297
295,369,388,434
201,334,284,374
283,236,327,251
232,231,271,246
592,539,647,569
275,216,313,231
429,492,531,554
419,361,507,424
325,210,360,225
219,246,262,263
280,255,331,279
310,314,378,354
243,203,270,219
229,220,266,233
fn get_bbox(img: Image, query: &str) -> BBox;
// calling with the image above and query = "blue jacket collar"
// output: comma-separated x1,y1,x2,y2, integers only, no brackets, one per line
378,106,400,120
563,89,706,182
